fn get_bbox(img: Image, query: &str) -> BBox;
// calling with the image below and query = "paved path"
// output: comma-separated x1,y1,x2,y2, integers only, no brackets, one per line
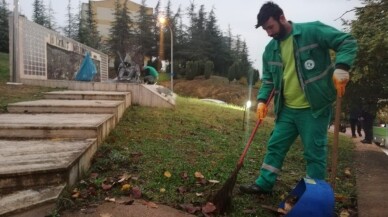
336,127,388,217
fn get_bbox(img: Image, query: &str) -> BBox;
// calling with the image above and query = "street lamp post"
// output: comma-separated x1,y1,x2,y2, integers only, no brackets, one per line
159,17,173,92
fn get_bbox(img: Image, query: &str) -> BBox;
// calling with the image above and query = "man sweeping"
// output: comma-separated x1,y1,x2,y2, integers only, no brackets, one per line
239,1,358,195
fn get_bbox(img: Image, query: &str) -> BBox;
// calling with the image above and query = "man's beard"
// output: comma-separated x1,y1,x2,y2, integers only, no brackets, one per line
272,23,287,40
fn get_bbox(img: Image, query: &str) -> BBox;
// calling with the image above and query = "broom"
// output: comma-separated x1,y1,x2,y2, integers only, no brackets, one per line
211,89,275,214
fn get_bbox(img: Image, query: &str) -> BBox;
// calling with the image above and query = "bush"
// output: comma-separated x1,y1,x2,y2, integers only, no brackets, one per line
185,61,195,80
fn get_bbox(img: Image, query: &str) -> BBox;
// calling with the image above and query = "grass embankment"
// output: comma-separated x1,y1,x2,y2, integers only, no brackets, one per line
0,52,54,112
61,98,357,216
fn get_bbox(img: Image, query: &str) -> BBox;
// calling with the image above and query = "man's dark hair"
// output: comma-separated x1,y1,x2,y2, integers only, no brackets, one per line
255,1,284,29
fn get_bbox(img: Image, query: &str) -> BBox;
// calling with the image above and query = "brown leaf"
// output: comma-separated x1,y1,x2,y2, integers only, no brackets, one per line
142,201,158,208
90,173,99,179
194,171,204,179
242,208,257,214
71,191,80,199
117,198,135,205
179,204,201,214
335,194,348,203
101,181,112,191
177,186,187,194
88,186,97,196
339,209,350,217
202,202,216,214
131,186,142,199
180,171,189,180
344,167,352,177
80,189,89,199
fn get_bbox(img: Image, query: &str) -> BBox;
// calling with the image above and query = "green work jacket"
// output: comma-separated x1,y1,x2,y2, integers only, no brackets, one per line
257,21,357,118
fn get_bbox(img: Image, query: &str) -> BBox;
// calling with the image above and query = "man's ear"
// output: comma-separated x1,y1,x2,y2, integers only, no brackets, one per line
279,15,287,24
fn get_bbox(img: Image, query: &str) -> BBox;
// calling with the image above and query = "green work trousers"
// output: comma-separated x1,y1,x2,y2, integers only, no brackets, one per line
255,106,331,191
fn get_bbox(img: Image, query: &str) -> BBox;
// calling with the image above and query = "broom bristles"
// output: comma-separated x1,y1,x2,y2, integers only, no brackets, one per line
211,167,240,214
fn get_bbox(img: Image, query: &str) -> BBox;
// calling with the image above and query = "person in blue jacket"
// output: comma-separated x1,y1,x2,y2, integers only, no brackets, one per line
240,1,358,195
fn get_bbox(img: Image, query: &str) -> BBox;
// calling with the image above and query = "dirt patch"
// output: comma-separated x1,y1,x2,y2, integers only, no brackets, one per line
159,76,259,106
60,200,195,217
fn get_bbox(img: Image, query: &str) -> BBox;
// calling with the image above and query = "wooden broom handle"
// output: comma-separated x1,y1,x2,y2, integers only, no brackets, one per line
237,89,275,166
330,95,342,190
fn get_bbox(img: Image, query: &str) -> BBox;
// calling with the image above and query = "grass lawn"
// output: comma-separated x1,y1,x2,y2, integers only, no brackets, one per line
0,52,357,216
60,97,357,216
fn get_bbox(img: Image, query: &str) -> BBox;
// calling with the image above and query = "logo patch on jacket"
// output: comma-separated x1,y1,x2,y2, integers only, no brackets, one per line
304,59,315,70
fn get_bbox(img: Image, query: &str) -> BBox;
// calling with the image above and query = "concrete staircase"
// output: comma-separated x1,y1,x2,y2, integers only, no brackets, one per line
0,90,131,217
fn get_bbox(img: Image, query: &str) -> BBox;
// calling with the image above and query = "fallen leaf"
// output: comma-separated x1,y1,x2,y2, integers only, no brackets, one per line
242,208,257,214
194,171,204,179
71,191,80,199
208,180,220,184
104,197,115,202
202,202,216,214
90,173,99,179
344,167,352,177
117,198,135,205
100,213,112,217
180,171,189,180
121,184,132,191
339,209,350,217
177,186,187,194
195,192,203,197
164,171,172,178
88,186,97,196
147,202,158,208
131,186,142,199
179,204,201,214
101,181,112,191
160,188,166,193
118,173,131,183
335,194,348,203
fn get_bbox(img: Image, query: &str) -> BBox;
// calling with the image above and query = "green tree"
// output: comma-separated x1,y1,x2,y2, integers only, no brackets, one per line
46,0,57,30
135,0,155,57
63,0,77,39
205,8,232,76
85,0,101,49
345,0,388,112
32,0,49,27
0,0,9,53
108,0,134,67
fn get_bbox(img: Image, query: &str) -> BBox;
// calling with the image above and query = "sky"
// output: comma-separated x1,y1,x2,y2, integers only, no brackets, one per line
7,0,363,70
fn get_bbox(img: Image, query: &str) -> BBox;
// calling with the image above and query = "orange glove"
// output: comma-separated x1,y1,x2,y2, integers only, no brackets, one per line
256,102,268,120
333,69,349,97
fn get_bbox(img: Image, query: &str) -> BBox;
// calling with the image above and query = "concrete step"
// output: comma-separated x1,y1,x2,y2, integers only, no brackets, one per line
0,113,116,143
43,90,131,108
7,99,126,121
0,139,97,194
0,184,66,217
